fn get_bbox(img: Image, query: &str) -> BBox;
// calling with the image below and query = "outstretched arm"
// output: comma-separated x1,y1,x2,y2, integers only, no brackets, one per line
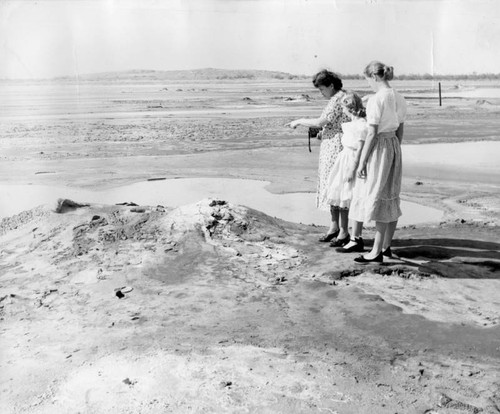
286,117,328,129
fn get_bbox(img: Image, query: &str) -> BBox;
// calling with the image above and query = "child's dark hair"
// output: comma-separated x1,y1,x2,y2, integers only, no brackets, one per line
340,91,366,118
312,69,343,90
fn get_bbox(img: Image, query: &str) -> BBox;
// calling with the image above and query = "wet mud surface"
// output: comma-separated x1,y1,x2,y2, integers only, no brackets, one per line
0,200,499,413
1,79,500,413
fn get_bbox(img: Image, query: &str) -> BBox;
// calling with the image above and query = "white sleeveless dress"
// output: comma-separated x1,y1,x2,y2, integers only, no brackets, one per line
326,118,368,209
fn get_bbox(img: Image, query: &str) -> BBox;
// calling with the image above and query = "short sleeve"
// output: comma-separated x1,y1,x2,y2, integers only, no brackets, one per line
396,93,407,123
357,125,368,142
366,95,382,125
320,97,343,124
319,99,332,123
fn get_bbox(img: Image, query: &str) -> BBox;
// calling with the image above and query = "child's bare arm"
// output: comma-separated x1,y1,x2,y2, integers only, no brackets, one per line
346,141,366,183
357,124,378,178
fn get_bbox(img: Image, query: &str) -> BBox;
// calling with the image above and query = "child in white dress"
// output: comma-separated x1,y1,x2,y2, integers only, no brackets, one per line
326,92,368,249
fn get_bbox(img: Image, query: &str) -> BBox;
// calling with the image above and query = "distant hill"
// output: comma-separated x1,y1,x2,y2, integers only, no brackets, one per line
5,69,499,82
53,68,309,82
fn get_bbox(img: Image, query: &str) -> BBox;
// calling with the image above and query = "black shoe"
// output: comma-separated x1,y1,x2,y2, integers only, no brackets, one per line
336,238,364,253
354,252,383,264
330,233,350,247
382,247,392,258
318,230,339,243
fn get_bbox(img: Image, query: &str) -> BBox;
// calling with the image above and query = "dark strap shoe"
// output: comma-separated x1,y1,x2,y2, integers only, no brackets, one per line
318,230,339,243
329,233,350,247
336,237,364,253
354,252,383,264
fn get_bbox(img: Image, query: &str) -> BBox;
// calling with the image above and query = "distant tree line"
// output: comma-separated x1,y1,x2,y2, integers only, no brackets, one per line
4,69,499,82
220,72,500,81
216,73,308,80
218,71,500,81
338,73,500,81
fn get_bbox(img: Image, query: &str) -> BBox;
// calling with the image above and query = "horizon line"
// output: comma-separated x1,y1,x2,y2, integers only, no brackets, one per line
2,68,500,82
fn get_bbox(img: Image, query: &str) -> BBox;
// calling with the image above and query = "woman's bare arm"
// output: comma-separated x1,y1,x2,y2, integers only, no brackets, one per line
357,124,378,178
395,122,404,144
286,117,328,129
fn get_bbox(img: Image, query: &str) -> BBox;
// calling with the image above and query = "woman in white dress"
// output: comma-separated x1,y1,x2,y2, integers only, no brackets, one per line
287,70,350,243
351,61,407,263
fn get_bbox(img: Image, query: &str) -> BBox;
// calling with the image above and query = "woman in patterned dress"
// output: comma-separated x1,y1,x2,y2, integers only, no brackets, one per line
287,70,350,242
352,61,407,263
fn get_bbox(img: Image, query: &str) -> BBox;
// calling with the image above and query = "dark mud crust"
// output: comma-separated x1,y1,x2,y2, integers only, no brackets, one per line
0,206,50,236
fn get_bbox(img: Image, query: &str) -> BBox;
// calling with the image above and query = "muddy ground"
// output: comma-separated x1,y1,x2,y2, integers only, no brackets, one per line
0,78,499,413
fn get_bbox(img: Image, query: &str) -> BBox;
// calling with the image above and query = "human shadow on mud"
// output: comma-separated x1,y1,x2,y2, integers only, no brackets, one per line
388,238,500,280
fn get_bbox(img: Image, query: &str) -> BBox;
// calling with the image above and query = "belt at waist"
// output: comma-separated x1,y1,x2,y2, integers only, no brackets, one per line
377,131,397,139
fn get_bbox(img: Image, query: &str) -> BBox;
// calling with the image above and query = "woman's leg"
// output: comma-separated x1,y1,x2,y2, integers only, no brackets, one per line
364,221,387,259
319,206,340,242
383,220,398,250
337,208,349,239
328,205,340,234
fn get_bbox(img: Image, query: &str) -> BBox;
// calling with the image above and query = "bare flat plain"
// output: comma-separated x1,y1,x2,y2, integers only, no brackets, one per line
1,76,500,413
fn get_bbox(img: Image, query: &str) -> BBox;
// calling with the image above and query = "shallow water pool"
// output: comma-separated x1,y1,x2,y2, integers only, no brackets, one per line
403,141,500,184
0,178,443,226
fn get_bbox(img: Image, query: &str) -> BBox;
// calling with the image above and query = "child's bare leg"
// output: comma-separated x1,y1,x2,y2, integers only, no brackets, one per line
352,220,363,238
337,208,349,239
341,220,363,250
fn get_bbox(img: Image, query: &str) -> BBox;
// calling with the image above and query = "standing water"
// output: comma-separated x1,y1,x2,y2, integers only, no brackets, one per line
0,178,443,226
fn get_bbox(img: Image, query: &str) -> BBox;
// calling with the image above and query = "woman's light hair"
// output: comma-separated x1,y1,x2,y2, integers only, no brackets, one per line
363,61,394,81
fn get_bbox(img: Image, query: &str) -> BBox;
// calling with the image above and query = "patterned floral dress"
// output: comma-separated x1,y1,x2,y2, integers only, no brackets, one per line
316,91,350,211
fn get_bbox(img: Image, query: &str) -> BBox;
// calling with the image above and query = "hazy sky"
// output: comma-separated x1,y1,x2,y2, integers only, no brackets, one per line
1,0,499,79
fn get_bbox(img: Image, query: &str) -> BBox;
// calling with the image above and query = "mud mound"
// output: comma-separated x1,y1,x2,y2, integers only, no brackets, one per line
0,198,302,289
